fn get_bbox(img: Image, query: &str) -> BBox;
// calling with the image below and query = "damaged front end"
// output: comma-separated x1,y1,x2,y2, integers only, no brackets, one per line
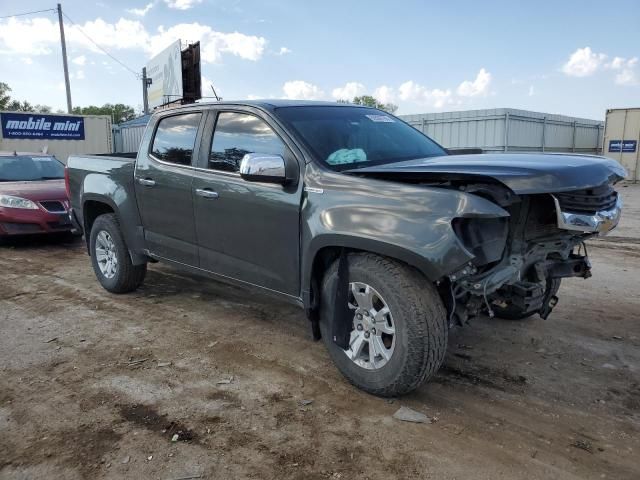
445,181,622,324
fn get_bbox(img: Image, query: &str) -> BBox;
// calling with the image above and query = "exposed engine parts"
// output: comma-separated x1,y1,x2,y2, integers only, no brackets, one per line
445,185,606,326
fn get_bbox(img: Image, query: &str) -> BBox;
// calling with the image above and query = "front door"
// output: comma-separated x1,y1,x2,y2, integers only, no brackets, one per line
135,111,203,266
193,109,303,297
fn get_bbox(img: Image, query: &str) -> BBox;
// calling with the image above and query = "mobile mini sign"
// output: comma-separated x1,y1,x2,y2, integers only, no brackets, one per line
1,112,85,140
608,139,637,153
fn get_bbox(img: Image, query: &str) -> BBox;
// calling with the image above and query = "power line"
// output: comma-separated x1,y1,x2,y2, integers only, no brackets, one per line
61,11,140,79
0,8,56,19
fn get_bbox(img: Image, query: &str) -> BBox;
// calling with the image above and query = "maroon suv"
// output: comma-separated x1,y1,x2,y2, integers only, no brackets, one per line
0,152,73,238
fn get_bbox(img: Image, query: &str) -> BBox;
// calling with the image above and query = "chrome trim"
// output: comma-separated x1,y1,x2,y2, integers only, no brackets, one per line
552,195,623,235
137,178,156,187
195,188,219,199
239,153,286,183
192,165,241,177
148,153,196,171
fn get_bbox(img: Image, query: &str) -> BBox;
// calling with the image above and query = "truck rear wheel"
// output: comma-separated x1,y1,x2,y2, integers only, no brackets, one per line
319,253,447,397
90,213,146,293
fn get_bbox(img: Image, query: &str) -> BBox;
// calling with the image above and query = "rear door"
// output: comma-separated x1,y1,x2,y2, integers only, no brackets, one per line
192,108,303,297
134,111,204,266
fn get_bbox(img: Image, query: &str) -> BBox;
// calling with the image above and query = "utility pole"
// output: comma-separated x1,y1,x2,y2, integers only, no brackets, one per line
57,3,72,113
142,67,151,114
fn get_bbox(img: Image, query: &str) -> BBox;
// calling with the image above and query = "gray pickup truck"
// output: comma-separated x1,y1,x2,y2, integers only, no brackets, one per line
66,100,625,396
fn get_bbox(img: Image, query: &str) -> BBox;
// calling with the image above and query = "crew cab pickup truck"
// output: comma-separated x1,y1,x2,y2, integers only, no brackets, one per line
66,100,626,396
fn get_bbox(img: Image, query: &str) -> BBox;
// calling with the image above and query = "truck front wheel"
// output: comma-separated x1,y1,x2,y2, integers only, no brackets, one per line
89,213,146,293
319,253,448,397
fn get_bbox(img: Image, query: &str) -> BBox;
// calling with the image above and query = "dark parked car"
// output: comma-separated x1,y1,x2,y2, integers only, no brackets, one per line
0,152,73,239
66,101,625,396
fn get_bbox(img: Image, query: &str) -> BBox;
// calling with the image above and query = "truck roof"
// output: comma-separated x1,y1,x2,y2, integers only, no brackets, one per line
168,99,373,112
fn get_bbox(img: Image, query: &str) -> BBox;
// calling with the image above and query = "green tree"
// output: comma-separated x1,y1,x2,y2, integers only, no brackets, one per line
72,103,136,123
1,82,53,113
0,82,11,110
351,95,398,114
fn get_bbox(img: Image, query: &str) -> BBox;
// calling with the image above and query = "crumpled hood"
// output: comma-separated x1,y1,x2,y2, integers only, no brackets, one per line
347,153,627,194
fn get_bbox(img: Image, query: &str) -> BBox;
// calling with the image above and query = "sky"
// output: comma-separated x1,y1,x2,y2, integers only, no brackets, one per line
0,0,639,119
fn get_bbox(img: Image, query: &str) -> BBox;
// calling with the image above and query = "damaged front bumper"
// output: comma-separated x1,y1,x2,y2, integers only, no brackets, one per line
552,195,623,235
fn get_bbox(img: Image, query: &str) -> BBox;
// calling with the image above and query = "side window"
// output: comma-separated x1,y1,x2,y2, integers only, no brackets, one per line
209,112,286,173
151,113,202,166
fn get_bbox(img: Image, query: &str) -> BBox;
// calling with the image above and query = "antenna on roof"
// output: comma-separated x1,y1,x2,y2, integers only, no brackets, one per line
210,85,222,102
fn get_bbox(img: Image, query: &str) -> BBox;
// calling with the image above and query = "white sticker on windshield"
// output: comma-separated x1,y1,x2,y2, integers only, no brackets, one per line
365,114,395,123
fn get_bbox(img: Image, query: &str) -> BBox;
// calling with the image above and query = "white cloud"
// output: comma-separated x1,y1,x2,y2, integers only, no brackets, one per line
0,16,267,64
164,0,202,10
562,47,639,86
373,85,396,105
76,70,85,80
127,2,154,16
398,81,453,108
562,47,607,77
457,68,492,97
528,85,535,96
282,80,324,100
22,57,33,65
607,56,639,86
0,17,59,55
331,81,366,101
148,24,266,62
72,55,87,66
277,46,291,55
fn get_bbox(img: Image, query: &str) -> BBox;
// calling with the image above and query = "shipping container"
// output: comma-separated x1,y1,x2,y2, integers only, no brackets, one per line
0,111,112,163
602,108,640,182
399,108,604,155
113,114,151,153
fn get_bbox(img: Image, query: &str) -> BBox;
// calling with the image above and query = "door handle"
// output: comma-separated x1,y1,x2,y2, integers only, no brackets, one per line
195,188,219,199
137,178,156,187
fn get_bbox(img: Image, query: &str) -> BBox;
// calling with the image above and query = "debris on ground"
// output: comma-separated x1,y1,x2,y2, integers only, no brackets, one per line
217,376,234,384
44,337,58,343
299,399,314,406
121,456,130,464
157,361,172,367
127,358,149,367
570,439,594,454
171,433,179,442
393,406,431,424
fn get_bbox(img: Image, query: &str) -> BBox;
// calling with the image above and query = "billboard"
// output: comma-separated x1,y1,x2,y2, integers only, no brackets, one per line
146,40,183,109
1,112,85,140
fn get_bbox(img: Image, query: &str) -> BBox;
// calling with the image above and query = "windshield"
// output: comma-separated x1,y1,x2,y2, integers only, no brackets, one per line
274,106,447,170
0,155,65,182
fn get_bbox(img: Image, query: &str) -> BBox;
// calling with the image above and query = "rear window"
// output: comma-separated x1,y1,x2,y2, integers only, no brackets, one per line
150,113,202,166
0,155,64,182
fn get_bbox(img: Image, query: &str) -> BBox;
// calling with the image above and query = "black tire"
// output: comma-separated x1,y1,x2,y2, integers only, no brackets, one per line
89,213,146,293
319,253,448,397
493,279,561,320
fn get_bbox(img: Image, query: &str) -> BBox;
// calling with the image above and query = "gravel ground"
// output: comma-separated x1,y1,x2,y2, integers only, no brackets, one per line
0,184,639,480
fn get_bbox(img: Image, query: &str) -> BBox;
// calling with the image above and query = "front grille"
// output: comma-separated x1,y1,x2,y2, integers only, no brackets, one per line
555,183,618,214
39,200,66,213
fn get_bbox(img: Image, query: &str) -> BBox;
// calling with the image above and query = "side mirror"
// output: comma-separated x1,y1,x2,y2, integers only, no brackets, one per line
239,153,288,184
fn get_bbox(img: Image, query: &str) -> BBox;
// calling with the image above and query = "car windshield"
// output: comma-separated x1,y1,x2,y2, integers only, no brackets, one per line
0,155,65,182
274,106,447,171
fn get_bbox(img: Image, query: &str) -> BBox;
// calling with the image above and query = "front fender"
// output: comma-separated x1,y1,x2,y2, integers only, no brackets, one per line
300,167,509,304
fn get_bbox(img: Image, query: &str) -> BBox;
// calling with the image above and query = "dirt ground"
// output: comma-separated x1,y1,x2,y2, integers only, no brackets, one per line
1,184,639,480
